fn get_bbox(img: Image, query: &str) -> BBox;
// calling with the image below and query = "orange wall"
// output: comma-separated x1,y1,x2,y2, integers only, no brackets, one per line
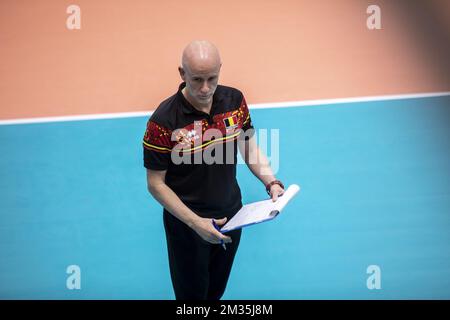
0,0,449,120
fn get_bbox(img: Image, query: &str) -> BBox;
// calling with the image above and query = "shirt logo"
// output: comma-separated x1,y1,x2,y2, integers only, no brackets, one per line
223,115,238,130
175,129,200,146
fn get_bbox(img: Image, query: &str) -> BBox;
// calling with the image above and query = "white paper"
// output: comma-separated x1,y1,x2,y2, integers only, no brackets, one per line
220,184,300,233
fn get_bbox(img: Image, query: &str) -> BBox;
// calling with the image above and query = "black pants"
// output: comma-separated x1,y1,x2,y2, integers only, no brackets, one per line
163,210,242,300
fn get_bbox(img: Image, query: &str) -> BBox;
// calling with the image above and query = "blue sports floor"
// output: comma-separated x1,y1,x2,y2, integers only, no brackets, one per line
1,95,450,299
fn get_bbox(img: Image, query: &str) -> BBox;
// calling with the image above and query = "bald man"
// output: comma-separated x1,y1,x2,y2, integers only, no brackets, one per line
143,40,284,300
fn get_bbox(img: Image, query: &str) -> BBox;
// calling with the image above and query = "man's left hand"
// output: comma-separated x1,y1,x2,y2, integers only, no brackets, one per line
270,184,285,202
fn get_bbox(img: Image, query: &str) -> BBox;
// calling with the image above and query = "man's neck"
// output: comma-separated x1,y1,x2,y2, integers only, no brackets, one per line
182,88,212,114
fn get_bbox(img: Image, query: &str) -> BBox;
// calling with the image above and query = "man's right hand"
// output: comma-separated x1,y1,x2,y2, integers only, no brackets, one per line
191,217,232,245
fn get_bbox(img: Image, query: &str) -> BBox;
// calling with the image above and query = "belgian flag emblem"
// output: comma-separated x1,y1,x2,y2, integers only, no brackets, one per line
223,115,238,129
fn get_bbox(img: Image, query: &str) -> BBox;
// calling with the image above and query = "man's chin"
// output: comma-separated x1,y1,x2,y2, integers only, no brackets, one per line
196,96,212,104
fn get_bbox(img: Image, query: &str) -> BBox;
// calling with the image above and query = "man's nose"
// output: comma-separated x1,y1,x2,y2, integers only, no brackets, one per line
200,81,209,93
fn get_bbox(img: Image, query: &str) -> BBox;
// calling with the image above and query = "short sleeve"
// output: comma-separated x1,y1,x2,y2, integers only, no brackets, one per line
142,119,173,170
240,96,255,141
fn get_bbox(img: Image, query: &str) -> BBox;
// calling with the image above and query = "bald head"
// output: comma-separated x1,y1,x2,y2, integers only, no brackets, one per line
181,40,221,74
179,40,222,108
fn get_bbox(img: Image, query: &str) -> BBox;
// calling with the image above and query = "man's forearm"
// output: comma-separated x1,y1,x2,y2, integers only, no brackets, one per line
148,183,199,228
245,146,276,186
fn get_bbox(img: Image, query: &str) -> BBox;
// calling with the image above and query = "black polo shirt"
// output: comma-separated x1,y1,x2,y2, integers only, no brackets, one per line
143,82,255,218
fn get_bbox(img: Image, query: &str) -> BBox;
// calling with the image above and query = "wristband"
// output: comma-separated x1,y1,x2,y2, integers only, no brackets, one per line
266,180,284,195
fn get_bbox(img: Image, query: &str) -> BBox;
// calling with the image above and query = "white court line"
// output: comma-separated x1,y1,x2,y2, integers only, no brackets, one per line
0,111,152,125
249,91,450,109
0,91,449,125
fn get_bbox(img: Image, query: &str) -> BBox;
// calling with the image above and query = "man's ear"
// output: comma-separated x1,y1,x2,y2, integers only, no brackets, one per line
178,66,185,80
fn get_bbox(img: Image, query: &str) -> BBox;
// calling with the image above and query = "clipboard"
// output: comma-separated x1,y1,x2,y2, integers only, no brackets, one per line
220,184,300,233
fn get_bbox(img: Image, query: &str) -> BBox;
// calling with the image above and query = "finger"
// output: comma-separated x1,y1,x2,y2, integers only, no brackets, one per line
212,227,225,239
211,233,230,244
209,232,225,244
272,193,278,202
214,217,227,226
221,235,232,244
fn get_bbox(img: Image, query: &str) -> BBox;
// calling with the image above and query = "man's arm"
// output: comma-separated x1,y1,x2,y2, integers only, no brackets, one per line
238,135,284,201
146,169,232,244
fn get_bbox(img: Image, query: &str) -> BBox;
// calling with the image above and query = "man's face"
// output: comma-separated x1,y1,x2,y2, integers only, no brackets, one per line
179,64,221,106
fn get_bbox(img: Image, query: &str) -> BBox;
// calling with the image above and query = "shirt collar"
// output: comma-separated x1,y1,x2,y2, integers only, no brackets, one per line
177,82,196,115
